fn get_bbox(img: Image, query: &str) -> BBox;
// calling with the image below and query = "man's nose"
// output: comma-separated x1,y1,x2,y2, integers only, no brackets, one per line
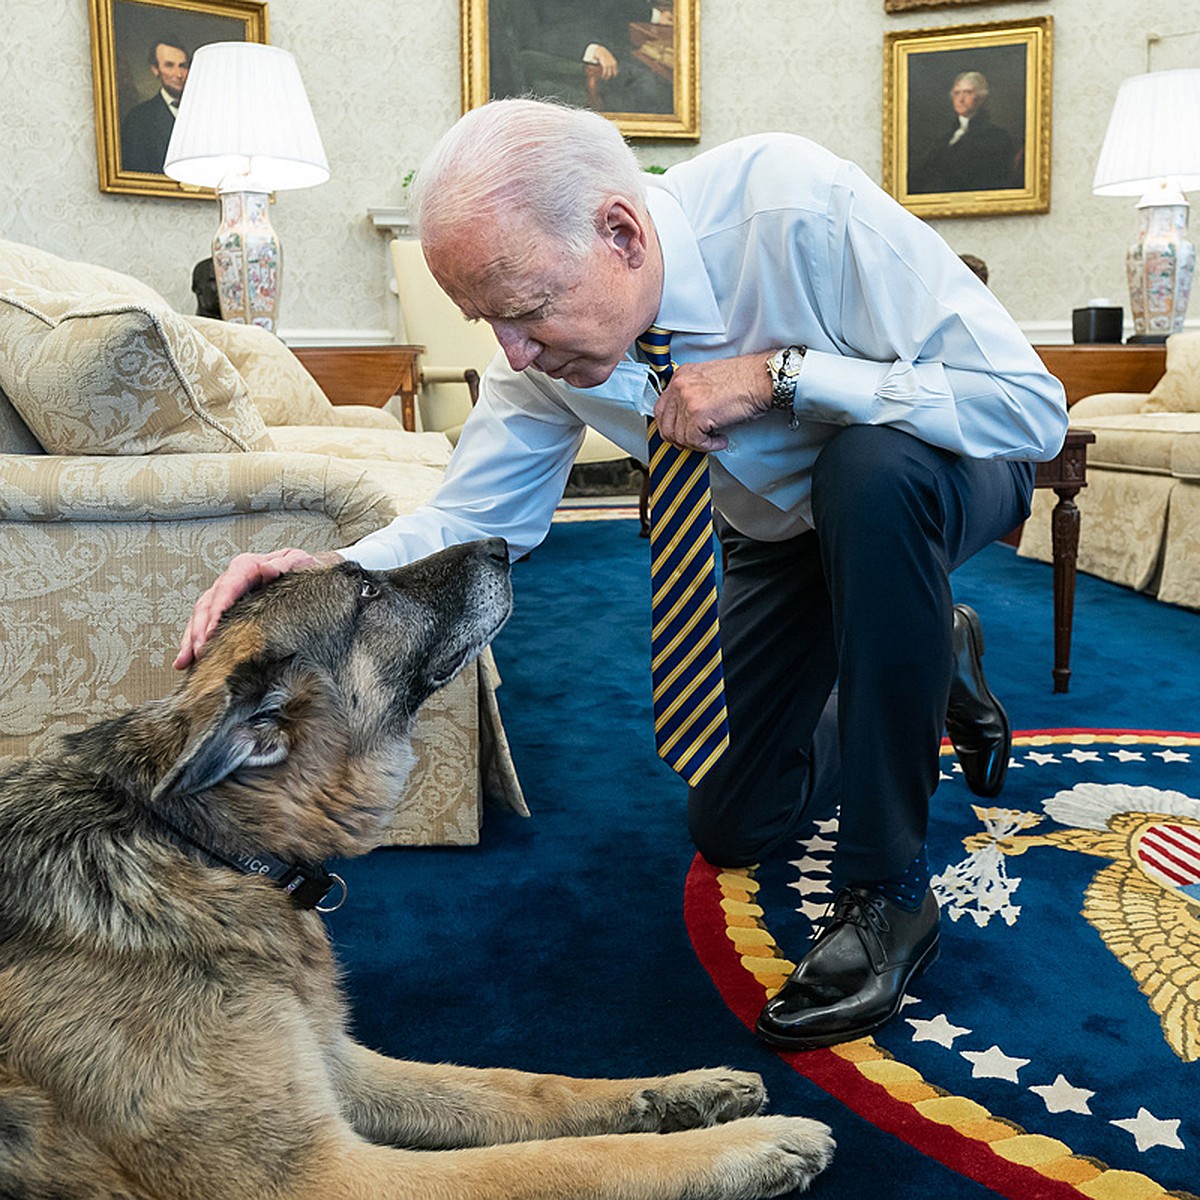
492,323,540,372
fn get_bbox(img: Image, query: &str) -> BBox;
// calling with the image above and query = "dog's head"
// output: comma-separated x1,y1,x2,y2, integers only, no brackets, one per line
151,539,512,859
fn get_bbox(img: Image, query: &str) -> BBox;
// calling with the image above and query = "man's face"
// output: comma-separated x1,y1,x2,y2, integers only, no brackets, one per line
951,81,981,118
152,44,190,100
424,205,657,391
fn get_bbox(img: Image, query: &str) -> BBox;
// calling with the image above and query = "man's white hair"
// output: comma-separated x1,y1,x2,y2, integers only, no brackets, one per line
411,98,647,259
952,70,990,100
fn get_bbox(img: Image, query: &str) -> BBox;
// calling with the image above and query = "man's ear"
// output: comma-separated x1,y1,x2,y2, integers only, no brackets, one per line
152,657,295,803
598,196,647,267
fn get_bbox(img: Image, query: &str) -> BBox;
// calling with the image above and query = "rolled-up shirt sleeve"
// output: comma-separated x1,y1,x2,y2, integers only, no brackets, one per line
794,162,1067,462
340,361,585,570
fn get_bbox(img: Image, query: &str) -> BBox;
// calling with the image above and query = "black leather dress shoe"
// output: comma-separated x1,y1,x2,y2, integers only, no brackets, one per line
755,886,939,1051
945,603,1011,799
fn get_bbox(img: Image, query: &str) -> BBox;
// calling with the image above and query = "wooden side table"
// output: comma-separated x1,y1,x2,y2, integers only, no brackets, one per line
1034,428,1095,693
1033,344,1165,405
1024,345,1169,691
292,345,423,431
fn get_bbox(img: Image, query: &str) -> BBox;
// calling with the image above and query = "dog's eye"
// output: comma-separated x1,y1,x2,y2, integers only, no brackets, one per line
358,580,381,601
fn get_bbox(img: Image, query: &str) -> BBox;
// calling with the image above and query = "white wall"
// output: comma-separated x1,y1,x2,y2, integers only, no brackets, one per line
2,0,1196,340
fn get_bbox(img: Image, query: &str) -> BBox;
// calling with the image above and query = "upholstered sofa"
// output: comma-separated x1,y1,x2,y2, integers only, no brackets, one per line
1019,331,1200,609
0,237,525,844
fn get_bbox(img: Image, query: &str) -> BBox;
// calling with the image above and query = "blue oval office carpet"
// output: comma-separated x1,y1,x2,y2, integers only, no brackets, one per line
327,513,1199,1198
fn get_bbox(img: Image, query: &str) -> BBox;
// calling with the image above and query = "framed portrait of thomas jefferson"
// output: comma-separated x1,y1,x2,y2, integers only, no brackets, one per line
883,16,1053,218
461,0,699,140
89,0,269,199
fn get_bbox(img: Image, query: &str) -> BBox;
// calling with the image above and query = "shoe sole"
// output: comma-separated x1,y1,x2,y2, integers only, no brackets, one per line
753,935,941,1052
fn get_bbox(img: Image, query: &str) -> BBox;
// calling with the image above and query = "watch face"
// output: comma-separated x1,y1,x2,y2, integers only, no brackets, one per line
771,348,800,380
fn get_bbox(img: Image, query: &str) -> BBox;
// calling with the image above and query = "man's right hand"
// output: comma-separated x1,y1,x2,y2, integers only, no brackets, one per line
174,548,344,670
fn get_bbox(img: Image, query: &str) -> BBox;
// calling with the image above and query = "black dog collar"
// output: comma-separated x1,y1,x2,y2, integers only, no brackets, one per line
153,814,347,912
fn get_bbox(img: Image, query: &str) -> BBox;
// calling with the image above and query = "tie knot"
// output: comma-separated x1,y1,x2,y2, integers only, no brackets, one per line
637,325,673,388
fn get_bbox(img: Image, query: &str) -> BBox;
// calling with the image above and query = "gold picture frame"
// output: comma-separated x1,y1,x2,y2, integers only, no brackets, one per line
461,0,699,140
883,16,1052,218
884,0,1022,12
89,0,269,199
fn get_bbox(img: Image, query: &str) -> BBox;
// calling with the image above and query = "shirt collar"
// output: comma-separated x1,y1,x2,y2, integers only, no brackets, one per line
645,184,724,336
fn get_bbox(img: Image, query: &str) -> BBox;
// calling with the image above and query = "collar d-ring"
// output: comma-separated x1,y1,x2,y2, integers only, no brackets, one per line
316,872,348,913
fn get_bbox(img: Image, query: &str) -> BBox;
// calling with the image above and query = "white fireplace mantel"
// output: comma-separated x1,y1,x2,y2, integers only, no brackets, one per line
366,207,417,339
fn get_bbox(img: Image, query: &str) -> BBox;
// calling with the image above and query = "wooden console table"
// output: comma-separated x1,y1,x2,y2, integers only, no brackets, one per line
1035,428,1095,693
292,344,422,431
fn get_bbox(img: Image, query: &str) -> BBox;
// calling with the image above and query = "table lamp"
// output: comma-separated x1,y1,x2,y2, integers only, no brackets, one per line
1092,68,1200,342
163,42,329,333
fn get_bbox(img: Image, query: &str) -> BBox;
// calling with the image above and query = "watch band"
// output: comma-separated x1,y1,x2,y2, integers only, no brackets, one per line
766,345,806,428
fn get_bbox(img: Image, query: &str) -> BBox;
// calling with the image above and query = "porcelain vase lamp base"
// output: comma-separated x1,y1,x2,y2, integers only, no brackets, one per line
212,189,282,332
1126,200,1196,344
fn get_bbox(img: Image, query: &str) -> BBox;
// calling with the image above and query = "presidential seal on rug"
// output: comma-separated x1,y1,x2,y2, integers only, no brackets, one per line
0,538,833,1200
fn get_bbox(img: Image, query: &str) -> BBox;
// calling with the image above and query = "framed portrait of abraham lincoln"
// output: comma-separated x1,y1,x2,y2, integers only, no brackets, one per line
89,0,269,199
883,17,1053,219
461,0,699,140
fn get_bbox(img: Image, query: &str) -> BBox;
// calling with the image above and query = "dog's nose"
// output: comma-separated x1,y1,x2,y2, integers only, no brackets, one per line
481,537,509,563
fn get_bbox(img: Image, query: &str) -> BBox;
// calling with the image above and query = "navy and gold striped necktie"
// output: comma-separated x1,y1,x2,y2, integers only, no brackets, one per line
637,325,730,787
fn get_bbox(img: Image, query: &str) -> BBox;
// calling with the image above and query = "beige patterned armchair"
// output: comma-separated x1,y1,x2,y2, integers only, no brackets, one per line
1019,331,1200,609
0,238,524,844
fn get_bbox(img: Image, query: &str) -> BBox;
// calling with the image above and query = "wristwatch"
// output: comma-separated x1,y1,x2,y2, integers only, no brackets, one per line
766,345,806,427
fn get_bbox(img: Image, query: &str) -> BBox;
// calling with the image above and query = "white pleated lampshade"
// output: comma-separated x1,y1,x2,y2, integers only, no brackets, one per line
1093,68,1200,198
164,42,329,192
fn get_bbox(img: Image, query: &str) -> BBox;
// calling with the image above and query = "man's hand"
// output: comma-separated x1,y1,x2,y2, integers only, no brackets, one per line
173,548,345,670
584,44,619,79
653,353,773,452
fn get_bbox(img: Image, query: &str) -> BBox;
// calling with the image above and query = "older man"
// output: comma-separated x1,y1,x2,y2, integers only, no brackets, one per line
910,70,1019,194
177,99,1066,1049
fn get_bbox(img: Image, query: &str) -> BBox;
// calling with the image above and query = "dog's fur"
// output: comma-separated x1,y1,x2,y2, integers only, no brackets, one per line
0,538,833,1199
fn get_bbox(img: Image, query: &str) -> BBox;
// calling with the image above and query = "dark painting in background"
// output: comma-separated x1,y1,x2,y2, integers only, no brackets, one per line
462,0,699,140
883,17,1053,219
905,42,1027,195
89,0,268,199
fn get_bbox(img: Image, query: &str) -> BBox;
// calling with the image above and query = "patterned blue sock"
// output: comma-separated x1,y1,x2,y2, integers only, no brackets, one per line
865,851,930,911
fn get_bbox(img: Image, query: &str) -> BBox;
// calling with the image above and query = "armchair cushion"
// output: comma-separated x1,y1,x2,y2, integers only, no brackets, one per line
0,238,169,307
267,424,452,469
186,316,335,426
1142,331,1200,413
0,280,271,456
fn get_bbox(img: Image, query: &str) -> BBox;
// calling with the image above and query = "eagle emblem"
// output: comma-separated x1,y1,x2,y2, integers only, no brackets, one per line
944,783,1200,1063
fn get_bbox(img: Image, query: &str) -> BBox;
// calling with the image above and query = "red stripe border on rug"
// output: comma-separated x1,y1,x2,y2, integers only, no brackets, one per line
684,854,1098,1200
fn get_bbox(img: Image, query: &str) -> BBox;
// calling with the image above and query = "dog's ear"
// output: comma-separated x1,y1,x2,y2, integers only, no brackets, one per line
153,656,296,802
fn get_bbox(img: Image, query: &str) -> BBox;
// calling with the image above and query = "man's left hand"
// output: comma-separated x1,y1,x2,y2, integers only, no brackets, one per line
653,353,773,452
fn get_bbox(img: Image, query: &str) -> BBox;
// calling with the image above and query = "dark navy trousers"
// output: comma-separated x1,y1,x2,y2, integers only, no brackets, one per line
688,424,1035,886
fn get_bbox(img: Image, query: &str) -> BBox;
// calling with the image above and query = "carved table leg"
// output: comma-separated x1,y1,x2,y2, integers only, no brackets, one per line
1034,429,1093,694
1049,484,1082,693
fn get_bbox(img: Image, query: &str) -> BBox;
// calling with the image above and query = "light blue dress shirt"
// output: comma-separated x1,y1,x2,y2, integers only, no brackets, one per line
343,133,1067,568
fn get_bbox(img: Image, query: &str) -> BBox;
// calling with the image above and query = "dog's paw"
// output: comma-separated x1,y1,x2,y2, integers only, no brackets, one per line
631,1067,767,1132
715,1114,836,1197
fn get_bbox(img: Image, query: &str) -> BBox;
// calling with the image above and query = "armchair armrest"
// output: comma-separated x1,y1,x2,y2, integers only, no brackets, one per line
1070,392,1150,420
422,365,481,406
0,450,444,546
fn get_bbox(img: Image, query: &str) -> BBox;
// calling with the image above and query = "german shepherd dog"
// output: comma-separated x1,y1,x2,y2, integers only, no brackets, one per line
0,538,834,1199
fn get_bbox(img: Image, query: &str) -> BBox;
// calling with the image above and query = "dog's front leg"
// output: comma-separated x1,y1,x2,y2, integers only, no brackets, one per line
300,1117,834,1199
331,1039,767,1148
